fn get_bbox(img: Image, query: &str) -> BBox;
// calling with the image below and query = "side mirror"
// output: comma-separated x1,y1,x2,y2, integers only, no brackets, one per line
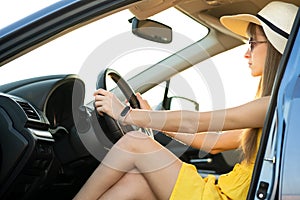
130,17,172,43
167,96,199,111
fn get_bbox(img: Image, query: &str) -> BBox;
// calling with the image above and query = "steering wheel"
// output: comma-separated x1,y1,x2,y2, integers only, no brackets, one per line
95,68,153,143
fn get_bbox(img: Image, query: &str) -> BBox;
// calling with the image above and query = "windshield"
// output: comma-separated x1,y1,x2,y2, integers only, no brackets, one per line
0,0,260,114
0,5,208,86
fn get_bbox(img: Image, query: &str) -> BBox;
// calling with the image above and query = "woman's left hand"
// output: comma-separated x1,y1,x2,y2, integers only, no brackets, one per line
94,89,125,120
136,93,151,110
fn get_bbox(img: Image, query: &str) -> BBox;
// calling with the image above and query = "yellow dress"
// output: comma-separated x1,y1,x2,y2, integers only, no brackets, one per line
169,129,262,200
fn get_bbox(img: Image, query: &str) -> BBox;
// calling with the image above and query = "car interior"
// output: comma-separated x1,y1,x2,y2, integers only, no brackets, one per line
0,0,299,199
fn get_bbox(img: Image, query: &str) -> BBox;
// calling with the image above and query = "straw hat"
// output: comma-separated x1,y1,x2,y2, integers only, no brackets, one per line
220,1,298,54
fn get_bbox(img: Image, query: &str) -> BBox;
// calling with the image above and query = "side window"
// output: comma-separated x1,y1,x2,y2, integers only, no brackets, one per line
142,45,260,112
166,45,260,112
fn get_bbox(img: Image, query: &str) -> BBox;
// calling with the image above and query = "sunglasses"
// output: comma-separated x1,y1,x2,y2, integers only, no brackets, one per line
248,38,267,52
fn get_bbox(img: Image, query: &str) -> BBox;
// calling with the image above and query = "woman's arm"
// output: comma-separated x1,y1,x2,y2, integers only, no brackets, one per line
124,96,270,133
137,92,242,153
94,89,269,133
161,129,243,154
94,89,267,152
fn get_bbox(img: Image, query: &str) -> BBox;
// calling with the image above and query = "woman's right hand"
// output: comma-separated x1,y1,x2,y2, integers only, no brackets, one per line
94,89,125,120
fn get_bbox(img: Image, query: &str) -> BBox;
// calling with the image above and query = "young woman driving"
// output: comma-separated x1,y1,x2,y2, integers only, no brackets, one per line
74,2,298,200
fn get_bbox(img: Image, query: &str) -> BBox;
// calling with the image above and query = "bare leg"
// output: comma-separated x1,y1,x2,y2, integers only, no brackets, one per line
99,169,157,200
73,131,183,200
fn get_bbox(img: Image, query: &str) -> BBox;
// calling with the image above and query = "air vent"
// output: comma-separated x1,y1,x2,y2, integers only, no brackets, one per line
16,101,40,120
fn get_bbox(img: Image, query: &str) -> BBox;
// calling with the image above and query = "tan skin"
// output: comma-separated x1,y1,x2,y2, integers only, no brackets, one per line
73,27,269,200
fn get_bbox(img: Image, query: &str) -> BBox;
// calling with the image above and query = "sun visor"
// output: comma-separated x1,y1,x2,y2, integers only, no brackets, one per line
129,0,183,20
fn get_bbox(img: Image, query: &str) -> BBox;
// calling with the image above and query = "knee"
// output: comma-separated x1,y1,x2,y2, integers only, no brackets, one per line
116,131,151,152
127,130,149,138
119,131,149,143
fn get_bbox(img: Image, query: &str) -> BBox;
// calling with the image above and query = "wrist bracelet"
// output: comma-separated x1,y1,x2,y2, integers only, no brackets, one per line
118,106,132,125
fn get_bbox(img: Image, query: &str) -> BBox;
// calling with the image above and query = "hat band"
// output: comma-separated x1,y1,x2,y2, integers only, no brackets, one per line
257,14,289,39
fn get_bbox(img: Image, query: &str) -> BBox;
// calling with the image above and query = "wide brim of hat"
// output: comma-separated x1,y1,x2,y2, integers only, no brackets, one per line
220,14,261,39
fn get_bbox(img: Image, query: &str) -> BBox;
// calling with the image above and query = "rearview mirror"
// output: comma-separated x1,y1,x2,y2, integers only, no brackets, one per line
130,17,172,43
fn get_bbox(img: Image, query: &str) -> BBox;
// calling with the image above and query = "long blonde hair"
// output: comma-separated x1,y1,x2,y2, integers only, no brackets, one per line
241,23,282,163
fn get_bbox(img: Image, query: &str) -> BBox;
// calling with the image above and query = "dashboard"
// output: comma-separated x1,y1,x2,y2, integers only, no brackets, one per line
0,74,99,199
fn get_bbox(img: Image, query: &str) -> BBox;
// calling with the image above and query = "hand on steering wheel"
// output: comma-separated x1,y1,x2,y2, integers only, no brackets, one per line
136,93,152,110
94,68,153,143
94,88,126,120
